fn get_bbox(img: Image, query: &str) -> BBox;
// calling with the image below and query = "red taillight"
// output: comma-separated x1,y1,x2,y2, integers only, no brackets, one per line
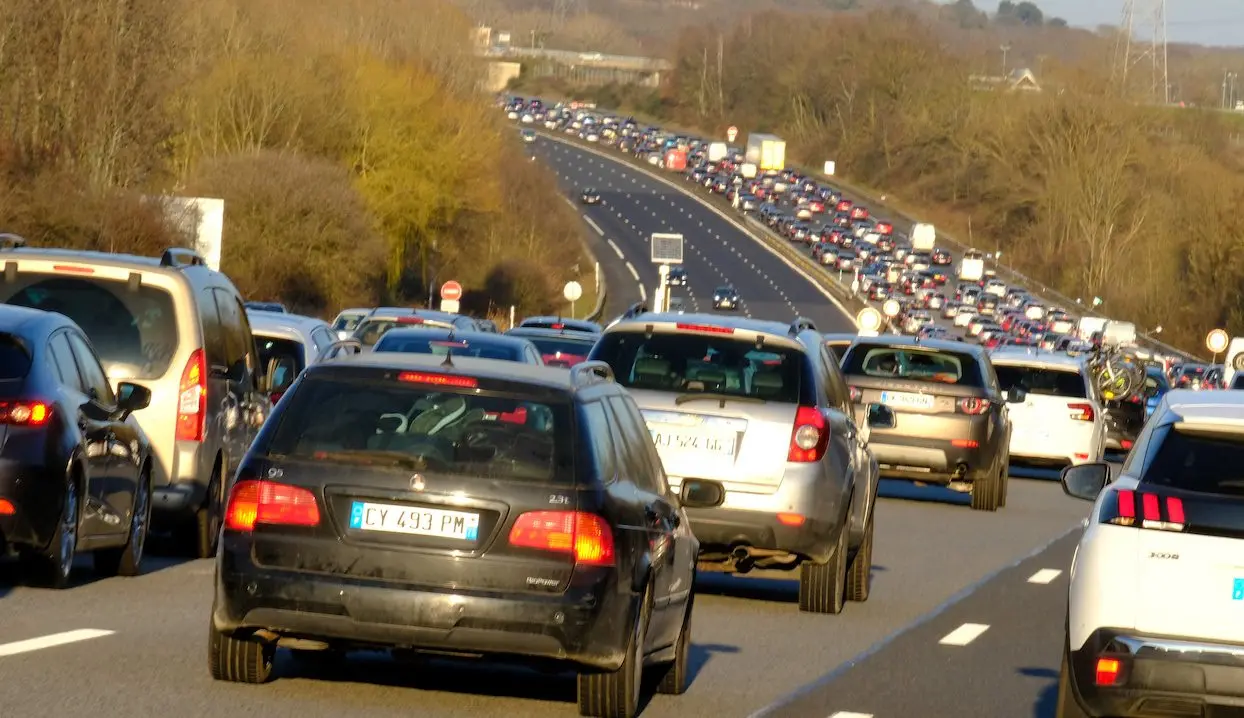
675,323,735,334
1068,403,1095,422
788,406,829,462
1104,489,1185,531
848,386,862,402
551,323,566,329
396,316,425,325
777,512,805,526
0,401,51,426
1095,657,1121,686
957,397,989,415
951,439,979,448
0,498,14,515
52,264,95,274
269,391,285,405
397,371,478,389
1121,440,1134,450
223,479,320,532
176,349,207,442
508,511,615,566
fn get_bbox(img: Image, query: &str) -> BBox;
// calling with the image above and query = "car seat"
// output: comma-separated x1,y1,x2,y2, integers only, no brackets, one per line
632,357,673,390
752,371,785,400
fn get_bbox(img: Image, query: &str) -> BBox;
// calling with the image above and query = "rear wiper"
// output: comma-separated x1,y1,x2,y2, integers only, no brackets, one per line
674,392,767,407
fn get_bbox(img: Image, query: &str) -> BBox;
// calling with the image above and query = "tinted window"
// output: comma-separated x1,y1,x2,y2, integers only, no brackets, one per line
608,395,665,494
994,365,1087,398
214,289,247,370
842,346,983,387
374,334,522,363
592,331,803,403
1142,427,1244,497
255,335,305,387
0,334,32,379
825,342,851,362
311,328,334,353
332,314,363,332
521,336,595,367
3,275,176,380
354,319,451,348
49,333,83,392
581,402,617,483
266,376,574,484
66,331,115,405
199,288,226,368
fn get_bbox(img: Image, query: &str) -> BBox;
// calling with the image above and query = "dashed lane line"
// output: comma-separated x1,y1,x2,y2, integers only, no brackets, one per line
582,215,604,236
625,262,640,281
828,713,875,718
938,623,990,647
0,629,115,657
1027,568,1063,584
606,239,624,259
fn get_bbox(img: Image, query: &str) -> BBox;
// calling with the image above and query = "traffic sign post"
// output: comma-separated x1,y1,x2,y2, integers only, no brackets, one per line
856,307,882,337
726,126,738,143
564,281,583,318
439,280,463,314
1207,328,1229,364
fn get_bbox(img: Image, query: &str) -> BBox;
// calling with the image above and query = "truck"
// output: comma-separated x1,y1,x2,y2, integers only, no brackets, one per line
707,142,728,162
1102,321,1137,347
911,223,936,252
663,148,687,171
957,248,985,282
745,133,786,172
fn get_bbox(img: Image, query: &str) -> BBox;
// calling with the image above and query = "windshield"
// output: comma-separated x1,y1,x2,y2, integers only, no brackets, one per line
842,346,983,387
266,377,573,484
1,275,177,380
591,331,803,403
373,334,524,363
994,365,1087,398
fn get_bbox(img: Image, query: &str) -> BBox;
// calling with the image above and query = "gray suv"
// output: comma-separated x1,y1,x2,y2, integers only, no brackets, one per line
589,313,886,614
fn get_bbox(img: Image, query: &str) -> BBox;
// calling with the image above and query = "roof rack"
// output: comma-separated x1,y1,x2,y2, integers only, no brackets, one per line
160,247,207,269
790,317,817,335
0,234,28,250
570,361,614,387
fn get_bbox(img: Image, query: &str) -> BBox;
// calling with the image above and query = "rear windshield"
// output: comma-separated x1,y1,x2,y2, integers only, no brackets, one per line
353,318,450,348
266,377,574,483
255,335,305,387
591,331,804,403
0,334,31,379
521,337,595,367
994,365,1086,398
1142,427,1244,497
1,274,177,380
842,346,983,387
373,335,523,363
332,314,363,332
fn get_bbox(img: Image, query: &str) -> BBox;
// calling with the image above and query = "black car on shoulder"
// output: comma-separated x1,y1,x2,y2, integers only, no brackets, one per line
373,327,544,365
0,305,154,588
580,188,602,205
209,352,699,718
506,326,599,368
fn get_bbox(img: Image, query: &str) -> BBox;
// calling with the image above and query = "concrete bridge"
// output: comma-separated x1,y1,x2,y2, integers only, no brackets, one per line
478,46,672,92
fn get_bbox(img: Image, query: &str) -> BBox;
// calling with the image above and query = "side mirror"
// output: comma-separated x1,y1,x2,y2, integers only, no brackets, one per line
1006,387,1027,403
680,479,725,509
1060,463,1110,501
866,403,896,429
225,359,249,384
116,382,151,415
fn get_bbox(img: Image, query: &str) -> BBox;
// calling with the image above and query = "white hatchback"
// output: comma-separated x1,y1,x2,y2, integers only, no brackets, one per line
991,349,1104,467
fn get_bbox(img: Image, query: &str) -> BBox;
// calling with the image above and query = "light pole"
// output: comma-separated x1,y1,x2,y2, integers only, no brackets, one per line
1000,44,1012,78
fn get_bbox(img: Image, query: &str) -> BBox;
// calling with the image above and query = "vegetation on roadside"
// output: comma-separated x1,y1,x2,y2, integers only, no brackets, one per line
0,0,593,318
508,8,1244,352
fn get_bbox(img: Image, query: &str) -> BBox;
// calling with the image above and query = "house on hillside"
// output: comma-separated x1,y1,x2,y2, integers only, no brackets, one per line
969,68,1042,93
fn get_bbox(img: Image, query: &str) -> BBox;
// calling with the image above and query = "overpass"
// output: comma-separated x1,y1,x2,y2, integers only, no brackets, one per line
478,46,672,92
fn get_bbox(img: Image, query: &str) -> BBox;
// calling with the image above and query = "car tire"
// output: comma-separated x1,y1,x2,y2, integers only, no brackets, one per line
186,466,223,560
26,472,80,589
95,469,152,578
970,470,1000,512
798,527,847,614
998,463,1010,509
845,516,874,603
577,585,651,718
1056,648,1089,718
208,626,275,684
656,594,693,695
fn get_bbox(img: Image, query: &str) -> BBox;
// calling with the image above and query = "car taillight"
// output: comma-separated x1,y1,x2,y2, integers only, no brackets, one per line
224,479,320,531
176,349,207,442
508,511,615,566
1068,403,1095,422
1095,657,1122,686
269,391,285,405
1101,489,1185,532
957,397,990,415
848,386,862,402
788,406,829,462
0,401,51,426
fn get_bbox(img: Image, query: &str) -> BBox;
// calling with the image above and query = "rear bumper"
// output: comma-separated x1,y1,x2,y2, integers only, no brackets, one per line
213,543,636,672
682,506,835,561
1070,628,1244,716
151,439,213,516
862,425,999,483
0,457,64,550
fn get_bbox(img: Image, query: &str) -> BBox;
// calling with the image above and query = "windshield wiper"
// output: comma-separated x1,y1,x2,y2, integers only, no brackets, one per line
674,392,766,407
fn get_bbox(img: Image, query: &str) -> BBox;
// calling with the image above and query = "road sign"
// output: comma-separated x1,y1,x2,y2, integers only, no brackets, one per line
856,307,882,333
1207,328,1229,354
881,299,901,318
563,281,583,302
650,233,684,264
440,280,463,302
727,126,738,143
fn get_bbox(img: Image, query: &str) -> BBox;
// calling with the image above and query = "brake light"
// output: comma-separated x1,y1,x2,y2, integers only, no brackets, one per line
777,512,805,526
957,397,989,415
788,406,830,462
0,498,13,515
675,323,734,334
0,401,51,426
1068,403,1095,422
397,371,478,389
176,349,206,442
223,479,320,531
1102,489,1185,531
52,264,95,274
1095,658,1121,686
396,316,425,325
551,323,566,329
508,511,615,566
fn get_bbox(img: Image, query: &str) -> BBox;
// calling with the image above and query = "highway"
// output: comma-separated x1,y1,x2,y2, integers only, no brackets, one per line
0,134,1094,718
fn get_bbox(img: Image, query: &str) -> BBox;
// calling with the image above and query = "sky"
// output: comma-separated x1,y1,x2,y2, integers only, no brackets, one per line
1031,0,1244,47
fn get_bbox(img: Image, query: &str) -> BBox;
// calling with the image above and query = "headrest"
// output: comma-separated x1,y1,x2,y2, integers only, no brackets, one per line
752,372,783,390
634,357,670,377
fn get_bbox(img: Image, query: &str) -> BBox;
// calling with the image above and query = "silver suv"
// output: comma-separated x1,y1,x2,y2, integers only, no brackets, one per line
589,313,886,614
0,240,267,558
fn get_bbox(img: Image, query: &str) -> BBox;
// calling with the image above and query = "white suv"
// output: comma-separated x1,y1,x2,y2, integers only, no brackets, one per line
991,349,1105,469
1057,390,1244,717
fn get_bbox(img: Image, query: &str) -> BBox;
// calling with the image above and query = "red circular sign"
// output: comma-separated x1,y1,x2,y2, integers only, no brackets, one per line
727,126,738,141
440,281,463,301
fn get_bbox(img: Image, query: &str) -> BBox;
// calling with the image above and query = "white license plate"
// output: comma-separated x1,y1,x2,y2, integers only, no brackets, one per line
880,391,934,410
650,429,736,456
348,501,480,541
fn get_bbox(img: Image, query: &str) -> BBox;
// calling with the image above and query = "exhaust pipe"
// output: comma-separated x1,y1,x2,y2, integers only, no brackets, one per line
953,463,969,480
731,545,755,573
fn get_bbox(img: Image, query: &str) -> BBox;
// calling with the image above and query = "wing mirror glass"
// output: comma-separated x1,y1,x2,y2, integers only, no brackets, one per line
116,382,151,417
866,403,896,429
680,479,725,509
1006,387,1027,403
1061,463,1110,501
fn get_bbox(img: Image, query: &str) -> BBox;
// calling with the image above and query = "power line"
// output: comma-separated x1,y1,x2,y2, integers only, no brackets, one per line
1113,0,1169,105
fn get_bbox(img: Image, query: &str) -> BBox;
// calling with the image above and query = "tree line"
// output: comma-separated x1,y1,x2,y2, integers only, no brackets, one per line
0,0,590,319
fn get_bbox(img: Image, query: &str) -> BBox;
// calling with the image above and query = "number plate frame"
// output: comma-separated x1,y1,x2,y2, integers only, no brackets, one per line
348,501,481,541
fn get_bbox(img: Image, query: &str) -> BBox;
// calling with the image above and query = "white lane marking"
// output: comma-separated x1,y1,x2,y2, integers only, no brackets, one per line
639,284,647,301
583,215,604,236
1027,569,1063,584
606,239,624,258
939,623,990,646
625,262,639,281
829,713,874,718
0,629,115,657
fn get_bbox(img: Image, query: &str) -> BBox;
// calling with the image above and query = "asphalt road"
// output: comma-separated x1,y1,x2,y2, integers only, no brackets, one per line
0,137,1097,718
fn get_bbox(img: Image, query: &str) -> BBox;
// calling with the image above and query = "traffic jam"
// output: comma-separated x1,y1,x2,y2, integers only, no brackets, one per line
0,97,1241,718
